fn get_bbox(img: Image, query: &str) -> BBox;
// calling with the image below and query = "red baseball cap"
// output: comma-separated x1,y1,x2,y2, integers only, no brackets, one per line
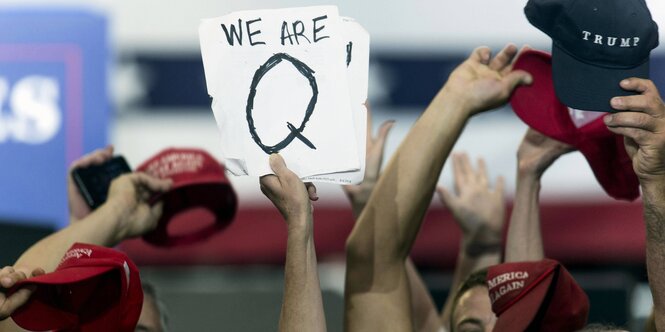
510,49,639,201
9,243,143,332
487,259,589,331
137,148,237,247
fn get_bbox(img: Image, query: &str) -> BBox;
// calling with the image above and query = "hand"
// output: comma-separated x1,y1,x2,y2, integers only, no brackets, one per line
437,153,505,254
105,172,172,242
260,154,318,230
517,129,574,177
604,78,665,185
343,102,395,216
0,266,44,320
68,146,114,223
440,44,532,116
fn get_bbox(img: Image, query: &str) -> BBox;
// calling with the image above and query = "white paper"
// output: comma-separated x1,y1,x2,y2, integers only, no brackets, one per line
200,6,369,184
303,17,369,184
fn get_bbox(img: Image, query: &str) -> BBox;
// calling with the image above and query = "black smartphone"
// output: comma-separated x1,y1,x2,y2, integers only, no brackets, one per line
71,156,132,210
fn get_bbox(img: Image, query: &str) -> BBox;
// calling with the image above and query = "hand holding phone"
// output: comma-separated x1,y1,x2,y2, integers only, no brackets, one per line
71,156,132,210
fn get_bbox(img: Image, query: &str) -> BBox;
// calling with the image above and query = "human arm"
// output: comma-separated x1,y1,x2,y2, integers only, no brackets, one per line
603,78,665,330
504,129,573,262
438,153,505,328
260,154,325,332
344,44,532,332
14,172,171,274
343,105,441,332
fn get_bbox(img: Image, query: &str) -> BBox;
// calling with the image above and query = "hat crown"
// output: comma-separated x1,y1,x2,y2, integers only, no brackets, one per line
526,0,659,68
138,148,224,181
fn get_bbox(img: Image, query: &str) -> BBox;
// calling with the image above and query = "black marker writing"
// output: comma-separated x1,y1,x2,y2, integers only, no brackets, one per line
221,19,243,45
246,53,318,154
313,15,329,42
346,42,353,67
220,18,266,46
247,18,266,46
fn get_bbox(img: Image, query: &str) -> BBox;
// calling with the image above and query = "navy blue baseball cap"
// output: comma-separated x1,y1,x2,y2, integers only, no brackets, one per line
525,0,659,112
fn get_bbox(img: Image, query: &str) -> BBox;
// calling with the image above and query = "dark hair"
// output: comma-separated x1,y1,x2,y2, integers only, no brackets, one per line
450,268,489,332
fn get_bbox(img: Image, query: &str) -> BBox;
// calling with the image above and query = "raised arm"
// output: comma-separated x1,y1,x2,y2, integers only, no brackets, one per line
260,154,325,332
438,153,505,329
603,78,665,329
343,106,441,332
504,129,572,262
344,44,532,332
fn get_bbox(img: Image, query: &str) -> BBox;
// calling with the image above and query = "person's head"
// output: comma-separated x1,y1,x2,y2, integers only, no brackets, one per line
136,281,168,332
451,268,496,332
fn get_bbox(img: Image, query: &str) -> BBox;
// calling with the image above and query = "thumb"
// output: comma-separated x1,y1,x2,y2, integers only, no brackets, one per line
269,154,288,176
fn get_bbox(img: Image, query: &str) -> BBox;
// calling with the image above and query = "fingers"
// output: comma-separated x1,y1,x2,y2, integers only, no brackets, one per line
0,267,27,289
502,69,533,92
131,173,173,193
604,112,658,132
30,268,45,278
0,286,35,319
619,78,655,94
469,46,492,65
375,120,395,144
459,153,473,183
305,182,318,201
611,79,664,116
489,44,518,72
606,126,651,145
476,157,489,187
69,145,114,170
451,153,466,194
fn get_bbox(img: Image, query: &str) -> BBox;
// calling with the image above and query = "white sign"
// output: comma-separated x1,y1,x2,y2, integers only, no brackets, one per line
199,6,368,184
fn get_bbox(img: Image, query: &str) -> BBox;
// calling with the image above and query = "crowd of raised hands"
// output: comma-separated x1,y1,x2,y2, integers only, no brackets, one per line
0,43,664,332
259,44,665,332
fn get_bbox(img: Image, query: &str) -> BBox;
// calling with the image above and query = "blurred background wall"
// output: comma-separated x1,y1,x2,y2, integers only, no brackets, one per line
0,0,663,330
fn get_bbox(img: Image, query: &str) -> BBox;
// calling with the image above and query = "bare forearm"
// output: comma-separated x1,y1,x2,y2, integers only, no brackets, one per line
279,219,326,332
641,183,665,330
349,92,468,262
405,259,441,332
505,171,544,262
14,202,123,274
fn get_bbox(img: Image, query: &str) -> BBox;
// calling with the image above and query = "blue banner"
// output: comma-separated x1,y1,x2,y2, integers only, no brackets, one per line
0,8,109,228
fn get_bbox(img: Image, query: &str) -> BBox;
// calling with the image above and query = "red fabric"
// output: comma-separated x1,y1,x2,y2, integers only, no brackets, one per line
10,243,142,332
120,200,646,267
137,148,237,247
489,259,589,332
510,49,639,201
